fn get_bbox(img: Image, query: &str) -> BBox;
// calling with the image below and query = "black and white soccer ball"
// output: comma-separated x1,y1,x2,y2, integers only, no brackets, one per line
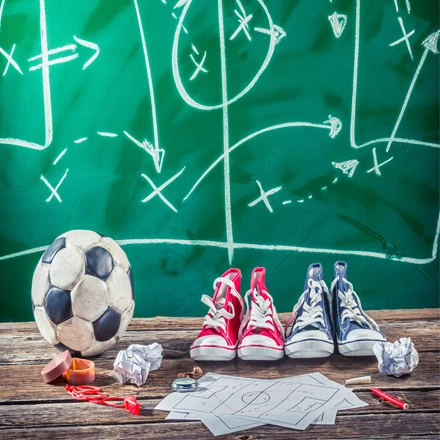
31,230,135,356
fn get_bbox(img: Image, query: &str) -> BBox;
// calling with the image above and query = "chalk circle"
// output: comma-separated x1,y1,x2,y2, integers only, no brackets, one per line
242,391,270,405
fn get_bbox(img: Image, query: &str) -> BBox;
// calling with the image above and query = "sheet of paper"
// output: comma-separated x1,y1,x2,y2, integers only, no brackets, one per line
156,372,353,431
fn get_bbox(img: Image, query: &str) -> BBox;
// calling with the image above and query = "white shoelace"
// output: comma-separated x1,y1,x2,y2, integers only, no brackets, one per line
200,277,241,333
244,289,275,331
286,279,329,335
330,277,380,330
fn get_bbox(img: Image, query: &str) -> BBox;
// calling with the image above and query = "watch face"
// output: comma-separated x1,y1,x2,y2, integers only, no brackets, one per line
172,378,198,392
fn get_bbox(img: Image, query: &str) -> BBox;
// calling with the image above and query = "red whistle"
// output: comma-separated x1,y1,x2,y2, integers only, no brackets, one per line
370,387,409,410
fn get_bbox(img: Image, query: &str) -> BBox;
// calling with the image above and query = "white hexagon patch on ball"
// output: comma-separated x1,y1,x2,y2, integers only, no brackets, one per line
31,230,135,356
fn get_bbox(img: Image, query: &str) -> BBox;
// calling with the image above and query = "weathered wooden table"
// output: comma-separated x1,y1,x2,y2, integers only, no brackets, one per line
1,309,439,439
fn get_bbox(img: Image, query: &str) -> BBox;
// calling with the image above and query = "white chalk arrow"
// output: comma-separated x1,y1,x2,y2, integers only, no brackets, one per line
332,159,359,178
324,115,342,138
123,131,165,173
386,30,440,152
422,30,440,54
28,36,100,71
73,35,100,70
254,24,286,44
328,12,347,38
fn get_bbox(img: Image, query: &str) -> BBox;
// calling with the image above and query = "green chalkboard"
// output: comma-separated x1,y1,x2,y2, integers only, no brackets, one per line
0,0,439,322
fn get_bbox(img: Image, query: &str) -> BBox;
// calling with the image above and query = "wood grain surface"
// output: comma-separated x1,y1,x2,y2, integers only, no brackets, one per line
0,309,439,439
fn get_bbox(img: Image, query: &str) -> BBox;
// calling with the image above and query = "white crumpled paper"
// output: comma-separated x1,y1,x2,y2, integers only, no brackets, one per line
372,338,419,377
114,343,163,386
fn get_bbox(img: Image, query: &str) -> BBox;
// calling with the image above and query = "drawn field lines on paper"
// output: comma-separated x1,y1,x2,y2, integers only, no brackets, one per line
350,0,440,151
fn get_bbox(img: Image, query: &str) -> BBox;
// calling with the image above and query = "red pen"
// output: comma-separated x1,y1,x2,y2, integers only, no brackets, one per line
370,387,409,410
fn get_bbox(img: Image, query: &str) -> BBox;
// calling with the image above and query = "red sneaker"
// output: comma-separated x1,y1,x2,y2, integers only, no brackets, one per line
190,269,243,361
238,268,284,360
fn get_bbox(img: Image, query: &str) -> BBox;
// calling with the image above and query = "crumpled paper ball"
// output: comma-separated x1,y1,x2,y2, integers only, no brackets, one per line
372,338,419,377
113,343,163,386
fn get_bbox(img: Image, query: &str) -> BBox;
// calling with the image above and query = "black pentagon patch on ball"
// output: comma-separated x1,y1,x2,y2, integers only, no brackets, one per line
85,246,114,280
42,237,66,264
54,342,81,358
93,307,121,342
127,266,135,300
44,286,73,325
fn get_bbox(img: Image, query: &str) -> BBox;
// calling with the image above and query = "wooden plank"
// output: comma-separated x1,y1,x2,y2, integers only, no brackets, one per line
0,351,438,403
0,412,438,439
1,309,438,333
0,390,438,429
0,317,438,366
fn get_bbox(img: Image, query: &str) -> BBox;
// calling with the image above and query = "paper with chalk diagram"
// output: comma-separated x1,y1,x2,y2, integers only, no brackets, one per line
157,372,367,435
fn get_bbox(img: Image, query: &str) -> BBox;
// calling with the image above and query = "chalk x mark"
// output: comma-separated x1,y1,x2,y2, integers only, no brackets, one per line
332,159,359,178
141,167,185,212
389,17,414,60
1,45,23,76
367,148,393,176
248,180,282,213
53,148,67,165
230,0,252,41
328,12,347,38
41,169,69,203
133,0,164,173
189,51,208,80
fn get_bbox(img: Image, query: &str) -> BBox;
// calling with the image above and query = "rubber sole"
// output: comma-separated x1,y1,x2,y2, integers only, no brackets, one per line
285,339,334,358
237,346,284,361
338,340,381,356
190,346,236,361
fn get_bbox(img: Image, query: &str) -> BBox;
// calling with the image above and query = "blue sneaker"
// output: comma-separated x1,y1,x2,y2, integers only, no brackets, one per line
331,261,386,356
284,263,334,358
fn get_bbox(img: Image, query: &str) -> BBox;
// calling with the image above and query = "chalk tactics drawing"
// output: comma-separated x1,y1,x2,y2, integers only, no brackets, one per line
130,0,164,173
332,160,359,178
0,0,438,269
389,17,414,60
1,44,23,76
367,148,393,176
230,0,253,41
141,167,185,212
189,45,208,80
40,169,69,203
328,12,347,38
248,181,282,214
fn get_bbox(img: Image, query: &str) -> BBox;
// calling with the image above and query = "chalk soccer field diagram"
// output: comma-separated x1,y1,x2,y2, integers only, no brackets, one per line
157,372,353,430
0,0,438,265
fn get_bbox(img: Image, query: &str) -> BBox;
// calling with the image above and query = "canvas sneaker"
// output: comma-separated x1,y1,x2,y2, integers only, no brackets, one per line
237,268,284,361
190,269,243,361
331,261,386,356
284,263,334,358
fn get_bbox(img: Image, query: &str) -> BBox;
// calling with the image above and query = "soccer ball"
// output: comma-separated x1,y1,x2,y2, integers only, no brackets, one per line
31,230,135,356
